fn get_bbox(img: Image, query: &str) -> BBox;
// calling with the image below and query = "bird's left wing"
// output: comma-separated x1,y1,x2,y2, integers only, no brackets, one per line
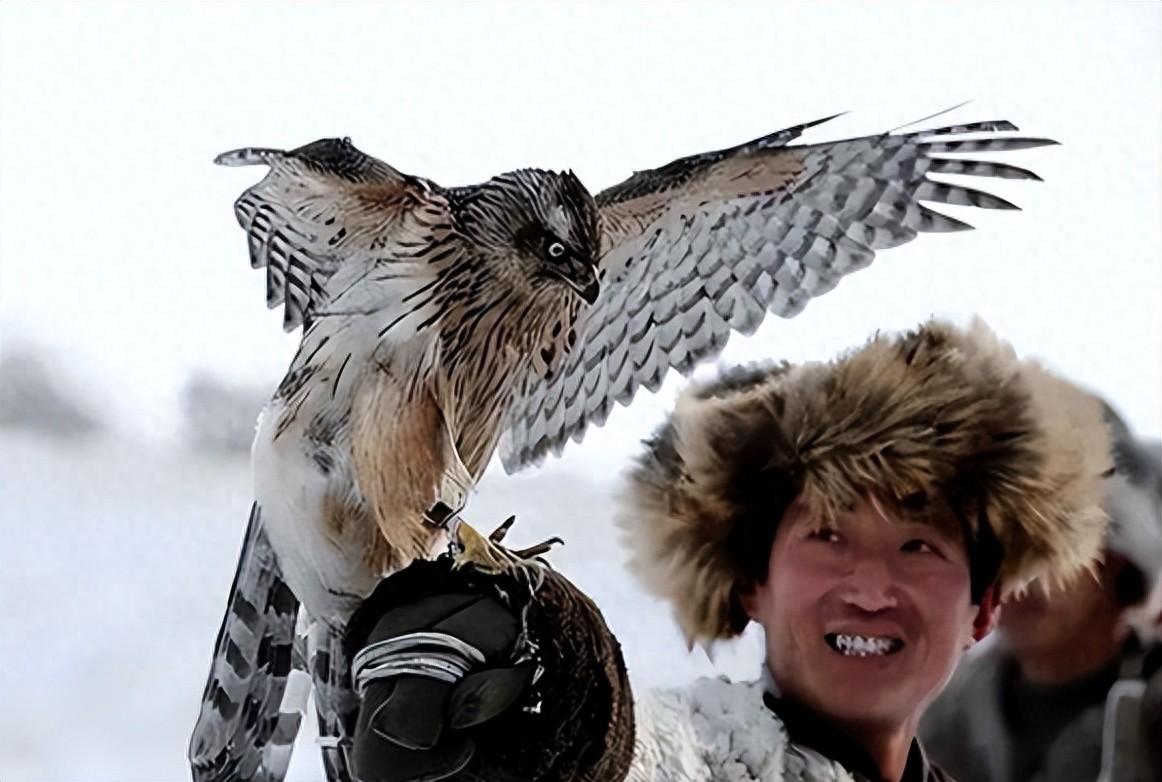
501,115,1054,471
216,137,448,332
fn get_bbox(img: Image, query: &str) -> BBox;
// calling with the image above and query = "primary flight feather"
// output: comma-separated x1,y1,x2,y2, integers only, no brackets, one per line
190,114,1054,781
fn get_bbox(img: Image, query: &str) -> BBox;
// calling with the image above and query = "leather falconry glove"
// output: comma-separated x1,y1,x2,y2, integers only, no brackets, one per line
342,519,635,782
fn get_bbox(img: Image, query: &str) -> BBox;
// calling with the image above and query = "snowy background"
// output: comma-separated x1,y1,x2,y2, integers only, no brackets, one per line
1,2,1159,780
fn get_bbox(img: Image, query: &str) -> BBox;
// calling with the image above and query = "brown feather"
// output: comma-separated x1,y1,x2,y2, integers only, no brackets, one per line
598,150,807,256
349,367,447,569
321,491,393,572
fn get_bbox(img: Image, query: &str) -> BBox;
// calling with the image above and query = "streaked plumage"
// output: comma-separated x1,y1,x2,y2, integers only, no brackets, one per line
190,114,1055,781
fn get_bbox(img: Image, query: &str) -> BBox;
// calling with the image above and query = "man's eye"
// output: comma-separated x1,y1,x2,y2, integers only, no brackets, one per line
546,241,566,259
901,539,941,556
808,528,841,544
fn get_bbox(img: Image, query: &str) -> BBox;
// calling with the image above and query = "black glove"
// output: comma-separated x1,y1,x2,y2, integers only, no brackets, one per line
343,559,536,782
344,547,636,782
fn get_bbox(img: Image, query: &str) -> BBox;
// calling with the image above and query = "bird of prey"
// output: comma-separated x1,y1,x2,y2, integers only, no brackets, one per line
189,112,1055,781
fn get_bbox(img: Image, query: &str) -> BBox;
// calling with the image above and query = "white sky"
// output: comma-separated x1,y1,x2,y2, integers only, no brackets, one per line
2,1,1160,459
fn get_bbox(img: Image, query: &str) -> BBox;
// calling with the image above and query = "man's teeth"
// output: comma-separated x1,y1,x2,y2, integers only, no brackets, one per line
826,633,903,657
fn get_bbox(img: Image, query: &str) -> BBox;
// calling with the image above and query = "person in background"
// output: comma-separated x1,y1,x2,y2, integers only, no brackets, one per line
340,319,1116,782
920,405,1162,782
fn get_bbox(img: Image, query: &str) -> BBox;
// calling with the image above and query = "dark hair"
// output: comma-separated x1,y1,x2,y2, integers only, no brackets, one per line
723,465,801,631
963,507,1005,605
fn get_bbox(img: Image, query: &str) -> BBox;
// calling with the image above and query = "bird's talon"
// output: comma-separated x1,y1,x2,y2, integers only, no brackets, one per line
490,515,517,543
449,515,564,581
511,536,565,560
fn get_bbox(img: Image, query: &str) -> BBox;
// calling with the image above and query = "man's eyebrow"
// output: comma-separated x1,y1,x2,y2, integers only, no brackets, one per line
897,519,962,544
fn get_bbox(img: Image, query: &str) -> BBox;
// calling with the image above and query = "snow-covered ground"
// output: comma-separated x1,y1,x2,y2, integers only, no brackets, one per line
0,430,761,781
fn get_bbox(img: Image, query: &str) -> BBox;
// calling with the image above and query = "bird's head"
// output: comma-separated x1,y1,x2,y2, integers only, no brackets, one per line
463,169,601,305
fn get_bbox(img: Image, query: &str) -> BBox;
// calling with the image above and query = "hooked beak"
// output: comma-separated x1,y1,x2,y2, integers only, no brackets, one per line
559,260,600,305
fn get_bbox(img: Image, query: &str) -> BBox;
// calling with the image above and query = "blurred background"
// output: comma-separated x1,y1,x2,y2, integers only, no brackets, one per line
1,2,1159,779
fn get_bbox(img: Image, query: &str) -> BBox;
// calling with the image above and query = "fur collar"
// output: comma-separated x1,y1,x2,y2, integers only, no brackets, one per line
630,677,858,781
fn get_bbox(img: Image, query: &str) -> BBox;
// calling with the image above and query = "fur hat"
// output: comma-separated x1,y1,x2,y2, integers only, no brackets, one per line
617,318,1114,644
1099,404,1162,607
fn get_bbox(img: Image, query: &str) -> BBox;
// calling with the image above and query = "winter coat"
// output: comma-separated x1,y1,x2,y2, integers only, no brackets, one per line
627,677,953,782
919,636,1160,782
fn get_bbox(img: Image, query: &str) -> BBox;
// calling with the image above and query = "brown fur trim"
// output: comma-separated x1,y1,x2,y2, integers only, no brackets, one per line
616,318,1113,644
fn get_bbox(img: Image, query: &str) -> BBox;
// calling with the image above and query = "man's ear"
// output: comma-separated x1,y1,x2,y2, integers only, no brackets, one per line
971,583,1001,643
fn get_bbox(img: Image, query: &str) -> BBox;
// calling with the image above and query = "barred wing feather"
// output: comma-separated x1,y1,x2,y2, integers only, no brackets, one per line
215,137,443,332
500,117,1054,471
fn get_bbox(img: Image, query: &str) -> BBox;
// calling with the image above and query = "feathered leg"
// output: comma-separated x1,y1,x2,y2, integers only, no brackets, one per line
188,504,302,782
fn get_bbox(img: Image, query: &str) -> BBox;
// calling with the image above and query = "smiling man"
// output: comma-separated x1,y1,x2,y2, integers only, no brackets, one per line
339,319,1115,782
737,497,994,781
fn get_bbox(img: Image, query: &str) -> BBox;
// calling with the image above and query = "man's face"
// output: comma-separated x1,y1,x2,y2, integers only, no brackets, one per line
741,498,990,734
999,556,1120,657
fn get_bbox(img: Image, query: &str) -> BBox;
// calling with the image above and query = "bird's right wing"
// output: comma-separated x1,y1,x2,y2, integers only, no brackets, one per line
216,137,451,332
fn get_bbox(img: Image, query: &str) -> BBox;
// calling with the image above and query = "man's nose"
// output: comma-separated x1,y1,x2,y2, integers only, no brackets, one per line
843,557,898,612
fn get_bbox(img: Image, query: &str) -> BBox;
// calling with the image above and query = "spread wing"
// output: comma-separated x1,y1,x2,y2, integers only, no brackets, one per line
501,116,1055,471
216,137,446,332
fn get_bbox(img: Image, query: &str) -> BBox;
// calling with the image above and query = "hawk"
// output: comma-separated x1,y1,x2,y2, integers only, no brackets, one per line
189,113,1055,781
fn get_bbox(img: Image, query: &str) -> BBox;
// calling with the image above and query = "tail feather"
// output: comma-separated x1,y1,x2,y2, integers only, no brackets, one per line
262,665,312,780
189,504,302,782
261,616,315,779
